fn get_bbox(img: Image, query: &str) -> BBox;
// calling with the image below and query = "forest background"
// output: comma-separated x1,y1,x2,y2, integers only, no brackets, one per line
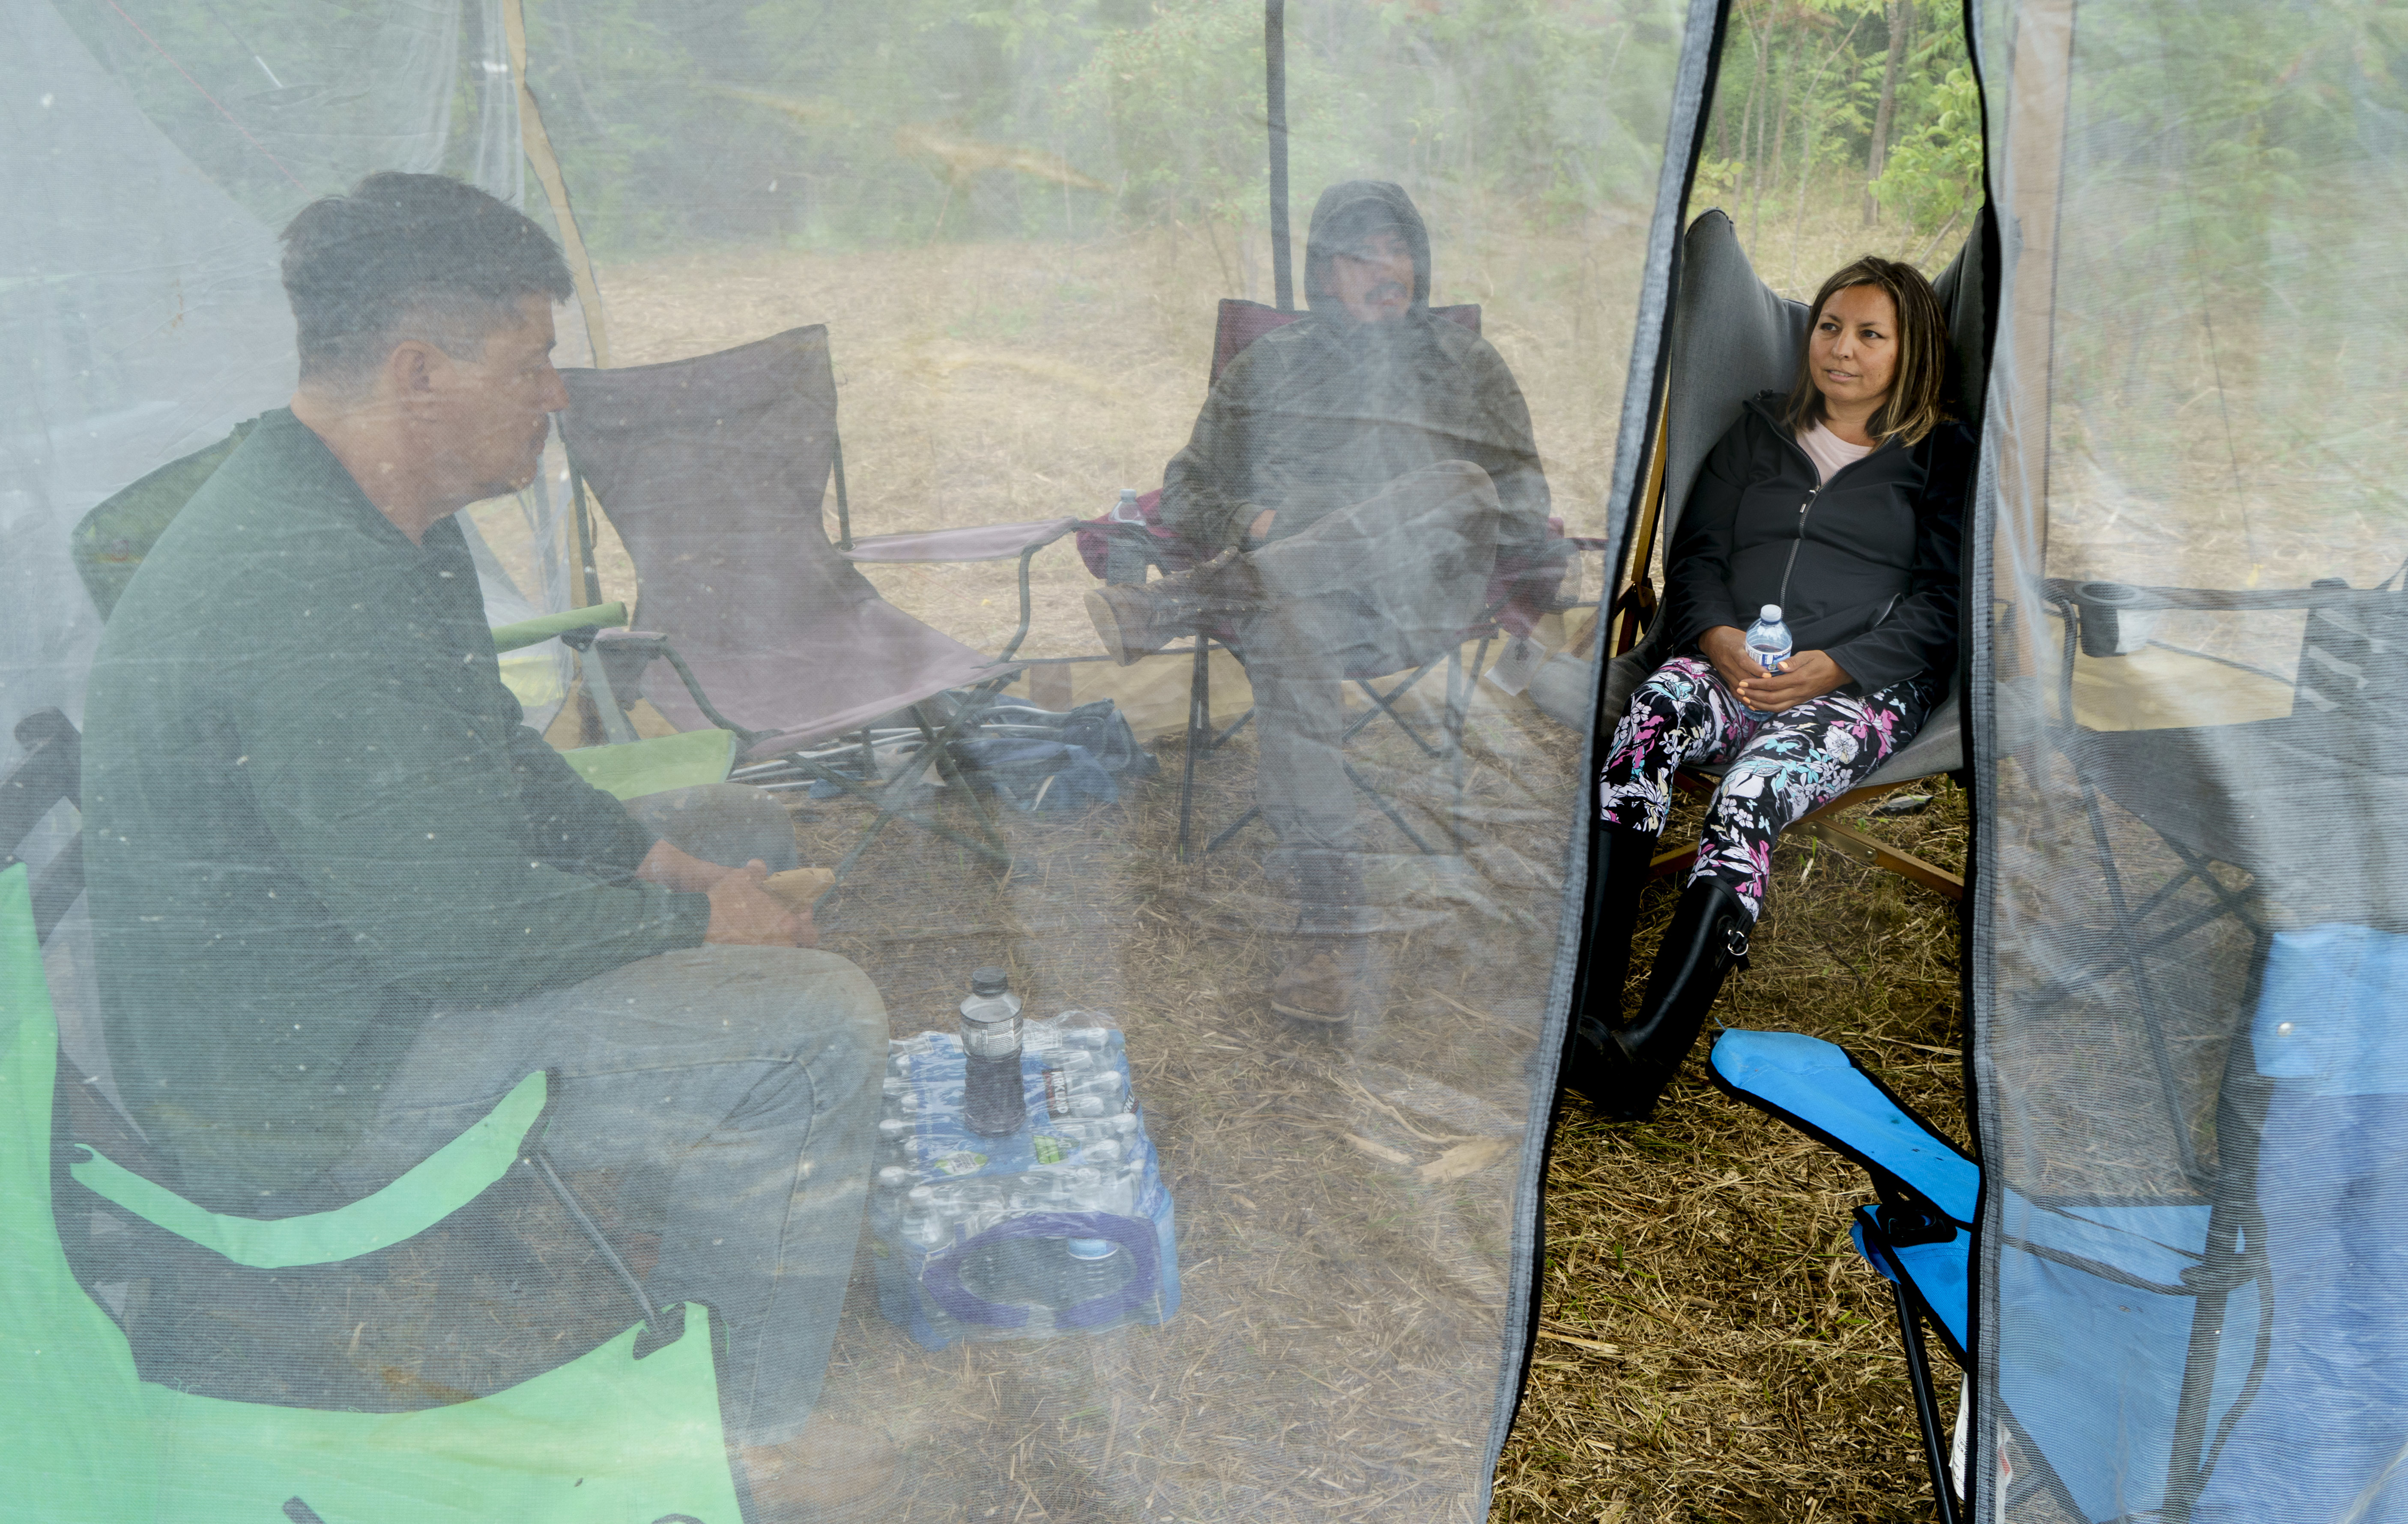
62,0,1982,287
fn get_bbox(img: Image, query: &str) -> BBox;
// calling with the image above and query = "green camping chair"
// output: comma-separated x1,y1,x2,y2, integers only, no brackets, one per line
72,423,737,804
0,861,744,1524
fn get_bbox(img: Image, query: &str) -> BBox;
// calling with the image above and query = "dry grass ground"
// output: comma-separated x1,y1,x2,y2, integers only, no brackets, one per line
1495,778,1971,1524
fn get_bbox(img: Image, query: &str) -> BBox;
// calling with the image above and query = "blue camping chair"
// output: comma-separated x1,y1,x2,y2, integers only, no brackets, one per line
1714,920,2408,1524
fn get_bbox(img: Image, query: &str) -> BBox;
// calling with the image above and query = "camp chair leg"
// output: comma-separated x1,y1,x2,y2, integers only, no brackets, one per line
1648,842,1700,880
1893,1278,1964,1524
1177,634,1213,859
1345,650,1451,758
526,1150,664,1335
1350,677,1442,758
1208,705,1254,752
1344,761,1435,855
928,727,1012,860
2162,1191,2273,1524
2014,857,2240,1010
2079,783,2205,1188
787,746,1012,901
1203,805,1258,856
1446,636,1492,850
917,706,1003,844
1184,637,1470,860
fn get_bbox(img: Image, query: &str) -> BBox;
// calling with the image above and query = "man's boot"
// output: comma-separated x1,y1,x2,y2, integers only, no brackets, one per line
1270,848,1366,1027
1557,821,1662,1106
1084,547,1258,666
1580,877,1751,1123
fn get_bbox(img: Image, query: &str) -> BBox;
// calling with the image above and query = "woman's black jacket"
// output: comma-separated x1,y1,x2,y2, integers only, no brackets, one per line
1661,391,1972,695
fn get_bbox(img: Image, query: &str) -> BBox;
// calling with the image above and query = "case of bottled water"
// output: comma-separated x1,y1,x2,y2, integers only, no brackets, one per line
869,1010,1180,1349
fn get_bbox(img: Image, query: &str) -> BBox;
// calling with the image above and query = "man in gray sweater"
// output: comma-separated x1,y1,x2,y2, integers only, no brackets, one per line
84,172,889,1519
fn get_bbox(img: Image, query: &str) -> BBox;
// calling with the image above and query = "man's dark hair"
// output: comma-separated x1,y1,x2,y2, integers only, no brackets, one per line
280,171,574,386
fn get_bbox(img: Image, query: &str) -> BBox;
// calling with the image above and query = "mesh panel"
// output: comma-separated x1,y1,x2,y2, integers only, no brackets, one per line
3,1,1705,1518
1973,0,2408,1517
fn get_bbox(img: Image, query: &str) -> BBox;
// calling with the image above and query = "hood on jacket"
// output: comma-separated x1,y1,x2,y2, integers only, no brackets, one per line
1303,180,1432,315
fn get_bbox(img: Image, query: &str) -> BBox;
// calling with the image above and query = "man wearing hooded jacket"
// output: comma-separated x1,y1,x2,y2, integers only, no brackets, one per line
1084,181,1552,1023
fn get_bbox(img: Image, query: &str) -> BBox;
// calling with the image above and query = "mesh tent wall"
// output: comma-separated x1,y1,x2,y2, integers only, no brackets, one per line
1968,0,2408,1517
2,1,1720,1520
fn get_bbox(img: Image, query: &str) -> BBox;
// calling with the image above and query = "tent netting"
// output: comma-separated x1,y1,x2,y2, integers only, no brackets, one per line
12,0,2402,1516
2,0,1708,1519
1970,0,2408,1518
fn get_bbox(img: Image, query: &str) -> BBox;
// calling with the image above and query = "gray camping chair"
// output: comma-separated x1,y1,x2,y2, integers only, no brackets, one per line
557,326,1085,896
1598,209,1988,898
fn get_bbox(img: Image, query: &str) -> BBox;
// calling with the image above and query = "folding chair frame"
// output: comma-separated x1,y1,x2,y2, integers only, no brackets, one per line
1710,1018,2285,1524
1186,626,1502,861
709,525,1090,904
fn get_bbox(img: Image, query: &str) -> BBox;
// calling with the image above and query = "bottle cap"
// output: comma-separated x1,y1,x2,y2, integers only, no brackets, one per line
1760,604,1782,621
969,966,1011,997
1067,1237,1115,1261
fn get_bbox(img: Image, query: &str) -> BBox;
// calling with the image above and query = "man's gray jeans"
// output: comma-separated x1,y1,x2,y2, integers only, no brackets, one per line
331,782,881,1449
1240,460,1506,859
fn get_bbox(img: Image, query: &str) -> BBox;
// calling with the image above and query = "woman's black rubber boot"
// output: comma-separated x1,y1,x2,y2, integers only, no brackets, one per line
1585,876,1752,1123
1557,822,1661,1107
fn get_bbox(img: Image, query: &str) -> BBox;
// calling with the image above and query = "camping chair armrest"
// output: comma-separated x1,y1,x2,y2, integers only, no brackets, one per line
491,602,630,654
2040,576,2365,617
998,521,1089,664
2043,574,2368,670
69,1071,551,1269
1707,1030,1980,1225
836,518,1084,668
837,518,1082,565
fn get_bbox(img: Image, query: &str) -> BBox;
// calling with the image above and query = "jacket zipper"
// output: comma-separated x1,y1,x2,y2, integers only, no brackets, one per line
1776,485,1818,612
1754,398,1887,618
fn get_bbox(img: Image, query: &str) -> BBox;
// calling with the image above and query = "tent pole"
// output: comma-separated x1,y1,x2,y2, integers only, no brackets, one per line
502,0,613,608
1989,0,2073,681
502,0,611,371
1265,0,1293,310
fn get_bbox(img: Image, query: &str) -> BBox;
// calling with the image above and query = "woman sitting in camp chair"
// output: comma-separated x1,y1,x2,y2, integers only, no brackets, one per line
1565,254,1973,1122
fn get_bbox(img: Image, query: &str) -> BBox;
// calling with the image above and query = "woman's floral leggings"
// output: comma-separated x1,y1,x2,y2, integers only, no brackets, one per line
1598,655,1935,923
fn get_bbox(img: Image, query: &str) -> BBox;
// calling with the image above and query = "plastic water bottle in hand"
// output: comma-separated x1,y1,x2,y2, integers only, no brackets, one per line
1742,604,1793,716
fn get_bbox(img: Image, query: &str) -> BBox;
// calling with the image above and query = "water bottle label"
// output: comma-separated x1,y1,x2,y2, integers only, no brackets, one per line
1043,1069,1075,1118
1032,1134,1073,1165
933,1150,989,1175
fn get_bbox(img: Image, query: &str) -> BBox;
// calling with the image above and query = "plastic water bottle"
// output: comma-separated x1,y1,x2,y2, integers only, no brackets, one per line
1061,1237,1128,1309
1105,489,1150,585
958,967,1025,1138
1742,604,1793,716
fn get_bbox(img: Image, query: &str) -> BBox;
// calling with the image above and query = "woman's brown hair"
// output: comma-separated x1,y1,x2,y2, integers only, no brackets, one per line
1782,255,1952,448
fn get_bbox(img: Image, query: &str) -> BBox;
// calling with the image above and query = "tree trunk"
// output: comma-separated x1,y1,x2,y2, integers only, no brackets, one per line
1738,0,1775,234
1864,0,1909,225
1759,45,1797,243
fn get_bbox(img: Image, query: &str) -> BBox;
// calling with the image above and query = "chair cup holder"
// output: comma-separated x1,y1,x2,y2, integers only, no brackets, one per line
2073,581,2154,658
